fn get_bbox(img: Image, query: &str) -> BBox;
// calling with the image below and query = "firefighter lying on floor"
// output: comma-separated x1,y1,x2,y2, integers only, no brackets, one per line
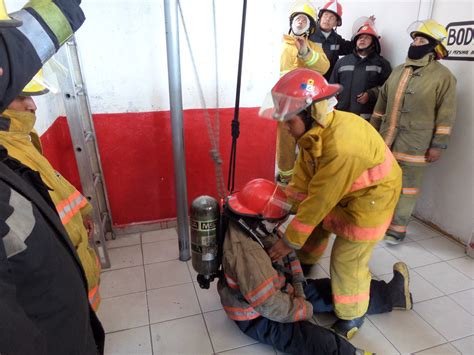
217,178,413,355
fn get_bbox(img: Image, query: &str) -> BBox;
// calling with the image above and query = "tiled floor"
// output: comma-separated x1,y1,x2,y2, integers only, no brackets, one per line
99,220,474,355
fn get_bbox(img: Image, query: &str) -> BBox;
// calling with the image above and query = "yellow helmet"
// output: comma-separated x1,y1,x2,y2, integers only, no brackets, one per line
290,1,317,20
289,1,317,35
408,19,448,59
21,69,55,96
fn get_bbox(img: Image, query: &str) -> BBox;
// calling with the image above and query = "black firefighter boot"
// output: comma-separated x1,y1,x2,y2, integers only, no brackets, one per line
331,316,365,340
384,229,406,245
388,262,413,310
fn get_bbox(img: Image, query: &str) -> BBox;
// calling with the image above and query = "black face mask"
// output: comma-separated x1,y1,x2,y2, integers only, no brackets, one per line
407,43,435,60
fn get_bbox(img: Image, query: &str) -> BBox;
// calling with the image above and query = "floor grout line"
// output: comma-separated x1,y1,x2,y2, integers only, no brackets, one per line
102,289,147,301
363,317,401,355
414,341,461,354
412,306,451,346
188,262,217,355
138,232,155,355
101,224,473,355
104,324,151,336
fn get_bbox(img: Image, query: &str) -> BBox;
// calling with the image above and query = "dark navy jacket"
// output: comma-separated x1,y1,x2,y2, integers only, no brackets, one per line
309,25,353,80
0,148,104,354
330,52,392,115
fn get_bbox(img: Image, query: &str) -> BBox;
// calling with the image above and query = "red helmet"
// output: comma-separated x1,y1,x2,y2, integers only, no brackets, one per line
352,22,381,53
319,0,343,26
259,68,342,121
227,179,291,220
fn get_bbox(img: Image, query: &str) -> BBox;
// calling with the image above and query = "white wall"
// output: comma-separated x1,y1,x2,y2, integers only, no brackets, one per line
413,0,474,245
5,0,425,128
5,0,473,242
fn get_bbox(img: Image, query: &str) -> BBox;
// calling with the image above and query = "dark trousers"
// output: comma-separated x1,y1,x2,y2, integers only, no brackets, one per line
235,278,393,355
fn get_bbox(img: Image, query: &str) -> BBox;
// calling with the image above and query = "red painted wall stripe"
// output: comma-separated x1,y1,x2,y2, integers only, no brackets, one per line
41,108,277,226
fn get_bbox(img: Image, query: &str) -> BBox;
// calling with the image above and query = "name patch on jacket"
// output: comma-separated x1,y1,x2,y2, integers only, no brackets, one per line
2,189,35,258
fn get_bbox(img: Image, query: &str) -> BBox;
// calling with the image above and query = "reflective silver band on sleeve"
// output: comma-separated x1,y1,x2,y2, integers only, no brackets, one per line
11,10,56,64
339,65,355,72
366,65,382,73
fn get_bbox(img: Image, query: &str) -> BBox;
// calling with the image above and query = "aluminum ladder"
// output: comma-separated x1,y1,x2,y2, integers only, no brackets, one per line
54,36,113,269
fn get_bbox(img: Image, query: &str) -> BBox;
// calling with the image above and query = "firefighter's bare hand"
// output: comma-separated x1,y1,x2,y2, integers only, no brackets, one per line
268,239,293,262
369,15,376,23
295,37,308,57
426,147,442,162
83,215,94,240
356,92,369,104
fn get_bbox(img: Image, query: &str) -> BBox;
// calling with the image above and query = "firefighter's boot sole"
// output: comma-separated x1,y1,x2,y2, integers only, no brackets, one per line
332,316,365,340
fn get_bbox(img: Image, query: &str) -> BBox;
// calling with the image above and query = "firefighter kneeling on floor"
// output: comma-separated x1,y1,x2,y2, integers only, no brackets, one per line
259,68,404,338
218,178,413,354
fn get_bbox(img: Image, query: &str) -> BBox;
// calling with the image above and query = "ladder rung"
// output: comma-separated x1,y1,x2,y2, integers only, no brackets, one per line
93,174,101,187
75,84,85,96
84,131,94,142
101,213,108,231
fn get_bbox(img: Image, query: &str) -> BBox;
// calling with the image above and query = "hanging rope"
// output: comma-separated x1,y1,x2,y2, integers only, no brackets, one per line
227,0,247,194
178,1,227,200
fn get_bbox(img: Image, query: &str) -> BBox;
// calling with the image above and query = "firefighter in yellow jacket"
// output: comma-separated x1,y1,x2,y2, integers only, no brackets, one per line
370,19,457,245
259,68,402,338
277,1,330,185
0,72,101,310
218,178,412,354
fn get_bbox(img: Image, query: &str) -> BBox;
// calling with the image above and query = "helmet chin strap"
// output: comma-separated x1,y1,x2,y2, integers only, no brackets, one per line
326,96,338,113
356,44,374,55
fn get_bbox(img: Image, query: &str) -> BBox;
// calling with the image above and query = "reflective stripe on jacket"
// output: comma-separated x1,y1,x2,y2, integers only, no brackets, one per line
0,0,85,112
284,110,402,248
329,52,392,115
0,151,104,354
218,221,313,323
370,54,457,165
0,111,101,309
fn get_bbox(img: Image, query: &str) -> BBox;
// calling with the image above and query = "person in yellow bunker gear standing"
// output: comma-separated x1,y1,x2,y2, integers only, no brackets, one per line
277,1,330,185
259,68,402,338
370,19,457,245
0,72,102,310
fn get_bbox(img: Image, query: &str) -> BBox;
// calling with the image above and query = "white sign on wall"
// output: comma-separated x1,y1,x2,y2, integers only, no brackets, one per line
445,21,474,61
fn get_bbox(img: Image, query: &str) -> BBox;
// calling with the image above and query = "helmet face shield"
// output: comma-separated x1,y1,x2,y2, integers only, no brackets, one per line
260,68,342,121
21,68,58,96
259,91,313,121
260,187,292,220
227,178,292,220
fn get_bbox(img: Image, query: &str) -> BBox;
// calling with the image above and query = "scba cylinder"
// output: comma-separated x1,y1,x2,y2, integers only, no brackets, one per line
190,196,219,277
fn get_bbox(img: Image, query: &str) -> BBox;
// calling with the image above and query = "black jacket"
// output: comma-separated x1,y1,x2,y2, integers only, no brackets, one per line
330,52,392,115
0,147,104,355
309,26,353,80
